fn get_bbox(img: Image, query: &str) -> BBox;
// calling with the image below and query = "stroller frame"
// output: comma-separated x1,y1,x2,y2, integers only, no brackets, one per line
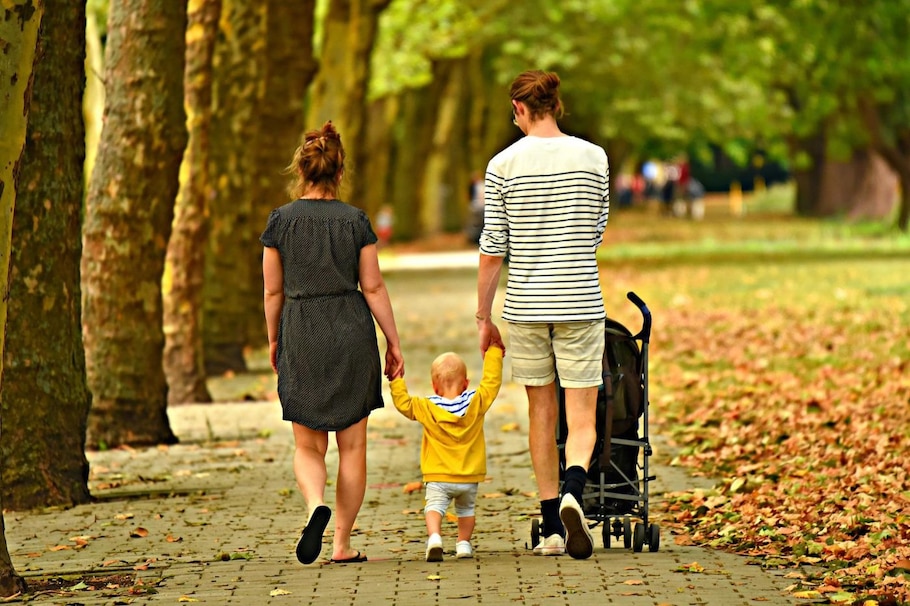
530,292,659,553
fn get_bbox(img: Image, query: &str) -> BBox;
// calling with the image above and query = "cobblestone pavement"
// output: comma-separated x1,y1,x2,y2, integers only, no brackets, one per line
4,255,801,605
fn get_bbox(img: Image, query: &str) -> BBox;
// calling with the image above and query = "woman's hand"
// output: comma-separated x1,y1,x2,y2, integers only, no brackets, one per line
269,341,279,373
384,343,404,380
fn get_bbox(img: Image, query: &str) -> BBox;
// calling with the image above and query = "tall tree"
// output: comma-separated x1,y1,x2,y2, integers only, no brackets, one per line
204,0,264,375
0,0,43,595
308,0,391,215
1,0,91,510
243,0,319,347
82,0,188,447
164,0,222,405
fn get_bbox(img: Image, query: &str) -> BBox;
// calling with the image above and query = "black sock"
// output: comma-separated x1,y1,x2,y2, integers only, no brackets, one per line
541,498,563,537
562,466,588,504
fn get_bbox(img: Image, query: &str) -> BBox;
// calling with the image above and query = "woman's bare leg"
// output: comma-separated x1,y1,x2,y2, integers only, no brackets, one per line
332,417,368,560
292,422,329,517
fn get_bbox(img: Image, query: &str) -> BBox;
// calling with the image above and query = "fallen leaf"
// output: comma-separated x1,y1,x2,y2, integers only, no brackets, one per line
269,588,291,597
622,579,644,585
677,562,705,573
130,527,149,538
403,481,423,494
178,597,199,603
427,575,441,581
791,590,822,599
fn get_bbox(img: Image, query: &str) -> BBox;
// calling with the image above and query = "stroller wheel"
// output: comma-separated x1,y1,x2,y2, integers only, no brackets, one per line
633,522,646,553
602,522,611,549
623,518,633,549
648,523,661,552
531,518,541,547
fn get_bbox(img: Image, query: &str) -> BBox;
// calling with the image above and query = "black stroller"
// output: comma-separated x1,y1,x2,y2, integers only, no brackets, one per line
530,292,659,552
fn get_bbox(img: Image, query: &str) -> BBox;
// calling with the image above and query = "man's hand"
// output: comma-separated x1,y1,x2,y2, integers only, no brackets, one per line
477,317,505,356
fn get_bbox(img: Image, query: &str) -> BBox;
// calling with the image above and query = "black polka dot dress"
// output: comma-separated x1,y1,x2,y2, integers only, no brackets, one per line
260,199,384,431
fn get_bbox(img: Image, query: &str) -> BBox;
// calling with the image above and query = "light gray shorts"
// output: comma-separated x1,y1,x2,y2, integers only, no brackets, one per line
508,320,605,388
424,481,479,517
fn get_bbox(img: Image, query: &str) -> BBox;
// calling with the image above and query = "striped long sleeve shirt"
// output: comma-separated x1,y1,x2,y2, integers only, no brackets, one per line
479,135,610,323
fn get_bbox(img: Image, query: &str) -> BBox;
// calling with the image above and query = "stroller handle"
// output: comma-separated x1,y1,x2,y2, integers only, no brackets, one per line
626,291,652,343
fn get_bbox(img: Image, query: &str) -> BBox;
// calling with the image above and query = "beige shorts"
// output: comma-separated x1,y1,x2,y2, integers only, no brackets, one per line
508,320,605,388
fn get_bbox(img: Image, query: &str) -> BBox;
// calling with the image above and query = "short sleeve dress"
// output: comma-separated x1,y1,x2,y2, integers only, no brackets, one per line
260,199,383,431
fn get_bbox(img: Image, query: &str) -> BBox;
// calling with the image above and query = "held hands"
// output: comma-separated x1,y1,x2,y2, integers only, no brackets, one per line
384,343,405,381
476,317,505,356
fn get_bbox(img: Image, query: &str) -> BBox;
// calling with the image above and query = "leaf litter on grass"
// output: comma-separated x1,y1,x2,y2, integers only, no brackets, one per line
620,232,910,604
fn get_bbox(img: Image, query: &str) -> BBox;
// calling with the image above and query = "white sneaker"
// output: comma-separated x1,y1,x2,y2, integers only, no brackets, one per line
455,540,473,559
532,533,565,556
426,533,443,562
559,493,594,559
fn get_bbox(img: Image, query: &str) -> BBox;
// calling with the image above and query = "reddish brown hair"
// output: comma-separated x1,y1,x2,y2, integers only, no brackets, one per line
510,70,565,121
286,121,346,199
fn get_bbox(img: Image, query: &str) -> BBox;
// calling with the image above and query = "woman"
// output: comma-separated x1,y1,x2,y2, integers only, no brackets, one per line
261,121,404,565
475,70,610,560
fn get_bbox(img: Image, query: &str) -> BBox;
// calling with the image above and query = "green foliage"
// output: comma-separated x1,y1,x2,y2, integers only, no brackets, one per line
370,0,486,97
87,0,109,38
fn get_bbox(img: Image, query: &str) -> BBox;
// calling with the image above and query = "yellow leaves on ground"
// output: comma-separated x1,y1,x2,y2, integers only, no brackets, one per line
269,588,292,597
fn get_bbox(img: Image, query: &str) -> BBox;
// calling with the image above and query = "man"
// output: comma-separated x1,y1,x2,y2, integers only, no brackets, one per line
476,70,610,560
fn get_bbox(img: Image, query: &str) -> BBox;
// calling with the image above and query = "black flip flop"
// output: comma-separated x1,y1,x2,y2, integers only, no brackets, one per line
329,551,368,564
296,505,331,564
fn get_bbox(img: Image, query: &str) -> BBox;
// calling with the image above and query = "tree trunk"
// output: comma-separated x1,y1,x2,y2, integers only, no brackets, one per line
164,0,221,405
243,0,318,348
204,0,264,375
0,0,43,595
897,172,910,232
362,96,396,231
389,60,455,240
423,56,471,235
858,98,910,232
1,0,92,510
790,131,827,216
82,0,187,448
816,149,897,219
308,0,391,213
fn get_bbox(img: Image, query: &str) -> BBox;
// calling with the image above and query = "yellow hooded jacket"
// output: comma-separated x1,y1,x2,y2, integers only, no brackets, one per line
390,346,503,483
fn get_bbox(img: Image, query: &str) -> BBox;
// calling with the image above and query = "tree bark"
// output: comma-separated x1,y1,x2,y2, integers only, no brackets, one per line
0,0,43,595
1,0,92,510
82,0,187,448
204,0,264,375
243,0,318,348
164,0,221,405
